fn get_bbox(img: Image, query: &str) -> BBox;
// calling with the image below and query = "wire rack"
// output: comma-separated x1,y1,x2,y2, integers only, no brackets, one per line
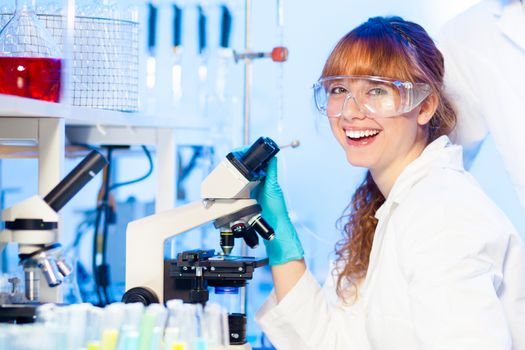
0,13,139,112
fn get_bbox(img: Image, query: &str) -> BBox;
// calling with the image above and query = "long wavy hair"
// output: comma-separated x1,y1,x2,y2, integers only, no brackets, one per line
323,17,457,301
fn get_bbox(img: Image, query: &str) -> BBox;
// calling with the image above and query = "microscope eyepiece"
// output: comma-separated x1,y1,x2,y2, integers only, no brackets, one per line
226,137,279,181
241,137,279,173
44,150,108,212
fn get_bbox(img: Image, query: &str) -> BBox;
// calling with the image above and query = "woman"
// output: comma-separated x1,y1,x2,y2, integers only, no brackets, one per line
255,16,525,349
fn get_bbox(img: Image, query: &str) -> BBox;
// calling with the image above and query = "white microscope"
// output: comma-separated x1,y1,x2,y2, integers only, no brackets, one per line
124,136,279,349
0,151,107,323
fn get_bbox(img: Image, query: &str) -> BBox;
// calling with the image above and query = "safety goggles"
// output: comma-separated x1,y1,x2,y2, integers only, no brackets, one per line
313,75,432,118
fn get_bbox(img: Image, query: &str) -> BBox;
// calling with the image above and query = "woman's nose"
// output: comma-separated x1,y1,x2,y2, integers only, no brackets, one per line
341,95,366,120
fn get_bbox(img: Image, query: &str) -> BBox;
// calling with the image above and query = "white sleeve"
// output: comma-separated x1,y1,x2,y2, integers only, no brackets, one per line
398,199,513,349
438,32,488,168
255,268,370,350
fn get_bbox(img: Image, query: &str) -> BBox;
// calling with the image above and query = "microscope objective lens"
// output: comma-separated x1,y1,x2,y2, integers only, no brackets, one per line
220,230,234,255
243,227,260,249
249,214,275,241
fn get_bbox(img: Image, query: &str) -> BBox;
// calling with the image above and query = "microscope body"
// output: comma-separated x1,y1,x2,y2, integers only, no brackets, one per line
125,137,279,304
1,196,58,250
0,196,61,303
124,137,279,349
0,151,107,310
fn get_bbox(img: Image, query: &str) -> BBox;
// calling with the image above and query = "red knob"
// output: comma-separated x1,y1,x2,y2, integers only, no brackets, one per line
271,46,289,62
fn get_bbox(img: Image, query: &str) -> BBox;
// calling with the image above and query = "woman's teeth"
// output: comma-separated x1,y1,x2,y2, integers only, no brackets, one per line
345,129,380,139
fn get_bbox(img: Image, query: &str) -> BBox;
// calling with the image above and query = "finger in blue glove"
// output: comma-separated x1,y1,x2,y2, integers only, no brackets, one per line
257,157,304,266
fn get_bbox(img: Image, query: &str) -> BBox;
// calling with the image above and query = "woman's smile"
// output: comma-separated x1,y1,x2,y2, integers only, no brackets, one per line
344,127,383,147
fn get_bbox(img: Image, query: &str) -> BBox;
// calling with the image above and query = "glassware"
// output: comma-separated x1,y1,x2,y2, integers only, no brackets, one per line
212,286,241,314
203,302,230,350
0,0,62,102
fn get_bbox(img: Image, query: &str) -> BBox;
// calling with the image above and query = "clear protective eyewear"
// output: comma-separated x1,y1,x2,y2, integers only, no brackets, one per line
313,75,432,118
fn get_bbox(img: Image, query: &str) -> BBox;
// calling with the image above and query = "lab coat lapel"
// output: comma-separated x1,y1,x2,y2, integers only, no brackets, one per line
360,136,461,308
498,0,525,52
359,203,391,308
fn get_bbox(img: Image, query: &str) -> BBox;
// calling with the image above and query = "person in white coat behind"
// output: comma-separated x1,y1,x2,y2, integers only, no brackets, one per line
439,0,525,207
254,16,525,349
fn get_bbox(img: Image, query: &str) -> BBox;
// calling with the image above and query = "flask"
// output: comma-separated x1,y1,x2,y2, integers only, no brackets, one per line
0,0,62,102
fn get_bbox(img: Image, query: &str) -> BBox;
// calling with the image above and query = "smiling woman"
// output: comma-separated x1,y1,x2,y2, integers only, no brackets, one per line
317,16,459,294
253,15,525,350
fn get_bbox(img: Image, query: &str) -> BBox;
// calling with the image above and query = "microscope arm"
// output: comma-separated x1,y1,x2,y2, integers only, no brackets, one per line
125,198,258,302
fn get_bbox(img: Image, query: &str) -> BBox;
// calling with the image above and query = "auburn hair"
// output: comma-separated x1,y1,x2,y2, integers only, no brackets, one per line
324,17,457,301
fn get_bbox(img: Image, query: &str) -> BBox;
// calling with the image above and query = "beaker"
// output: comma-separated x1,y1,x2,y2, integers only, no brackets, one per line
0,0,62,102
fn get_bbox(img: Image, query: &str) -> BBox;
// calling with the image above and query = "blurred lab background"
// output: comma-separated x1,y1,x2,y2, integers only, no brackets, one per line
1,0,523,347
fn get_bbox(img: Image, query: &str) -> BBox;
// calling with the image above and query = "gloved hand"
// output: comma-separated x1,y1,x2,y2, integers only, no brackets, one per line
257,157,304,266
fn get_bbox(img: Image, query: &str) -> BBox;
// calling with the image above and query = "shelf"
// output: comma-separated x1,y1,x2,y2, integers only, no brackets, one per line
0,145,90,159
0,93,63,119
0,92,210,212
0,93,210,131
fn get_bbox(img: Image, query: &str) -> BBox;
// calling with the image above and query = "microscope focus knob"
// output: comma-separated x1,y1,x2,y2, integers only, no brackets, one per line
122,287,159,305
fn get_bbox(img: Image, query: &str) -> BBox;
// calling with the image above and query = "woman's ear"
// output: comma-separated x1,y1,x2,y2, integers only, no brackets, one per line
417,94,438,126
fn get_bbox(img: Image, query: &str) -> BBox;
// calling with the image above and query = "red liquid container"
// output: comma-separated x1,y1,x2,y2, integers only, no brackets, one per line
0,56,61,102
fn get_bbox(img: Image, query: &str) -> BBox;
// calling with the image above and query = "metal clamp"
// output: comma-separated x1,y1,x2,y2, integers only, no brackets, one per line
234,46,289,63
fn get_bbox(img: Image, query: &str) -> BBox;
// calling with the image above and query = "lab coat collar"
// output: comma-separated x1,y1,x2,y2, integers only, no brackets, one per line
375,135,463,221
496,0,525,52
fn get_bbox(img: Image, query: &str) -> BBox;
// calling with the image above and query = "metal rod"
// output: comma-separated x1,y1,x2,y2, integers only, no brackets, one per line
240,0,252,315
243,0,252,147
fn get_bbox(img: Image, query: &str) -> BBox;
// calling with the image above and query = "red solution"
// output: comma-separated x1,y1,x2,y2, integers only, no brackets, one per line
0,56,61,102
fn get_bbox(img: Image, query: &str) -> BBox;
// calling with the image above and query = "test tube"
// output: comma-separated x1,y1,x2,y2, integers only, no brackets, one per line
138,304,168,350
164,299,189,350
100,302,126,350
117,303,145,350
164,299,183,350
204,303,229,350
65,303,91,349
35,303,58,324
190,303,209,350
86,306,104,350
7,323,66,350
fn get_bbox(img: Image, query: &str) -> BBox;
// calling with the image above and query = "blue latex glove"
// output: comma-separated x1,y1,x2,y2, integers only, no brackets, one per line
257,157,304,266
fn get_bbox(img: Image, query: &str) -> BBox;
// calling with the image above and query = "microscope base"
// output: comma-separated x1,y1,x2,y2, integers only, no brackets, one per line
229,343,252,350
0,304,38,324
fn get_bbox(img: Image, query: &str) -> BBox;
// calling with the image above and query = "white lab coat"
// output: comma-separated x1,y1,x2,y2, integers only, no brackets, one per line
439,0,525,210
256,136,525,350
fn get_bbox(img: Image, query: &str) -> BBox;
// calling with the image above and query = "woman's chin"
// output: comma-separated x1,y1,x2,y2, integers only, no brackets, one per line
346,155,373,168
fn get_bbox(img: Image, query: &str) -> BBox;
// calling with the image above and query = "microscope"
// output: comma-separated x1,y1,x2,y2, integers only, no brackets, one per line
0,151,108,323
123,137,279,348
